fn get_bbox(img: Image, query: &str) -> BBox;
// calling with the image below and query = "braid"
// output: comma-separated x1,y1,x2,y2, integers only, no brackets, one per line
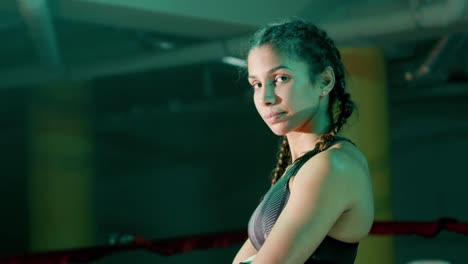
325,41,355,136
310,23,356,150
314,132,336,152
271,137,291,185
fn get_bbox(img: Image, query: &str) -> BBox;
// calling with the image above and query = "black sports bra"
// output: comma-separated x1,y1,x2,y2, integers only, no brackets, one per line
247,136,359,263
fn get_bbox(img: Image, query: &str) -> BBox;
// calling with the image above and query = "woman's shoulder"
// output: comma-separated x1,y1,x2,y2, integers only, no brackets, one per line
327,138,369,176
290,140,374,239
289,139,370,199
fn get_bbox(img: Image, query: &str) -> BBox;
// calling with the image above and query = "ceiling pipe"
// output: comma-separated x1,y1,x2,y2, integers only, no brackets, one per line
16,0,62,71
405,32,468,82
1,0,467,88
410,0,466,28
324,0,467,40
405,35,450,81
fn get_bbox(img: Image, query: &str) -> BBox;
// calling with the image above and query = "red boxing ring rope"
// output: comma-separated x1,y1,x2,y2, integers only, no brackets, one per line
1,218,467,264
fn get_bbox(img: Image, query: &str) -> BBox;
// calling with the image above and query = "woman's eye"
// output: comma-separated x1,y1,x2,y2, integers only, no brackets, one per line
275,75,289,83
251,83,261,89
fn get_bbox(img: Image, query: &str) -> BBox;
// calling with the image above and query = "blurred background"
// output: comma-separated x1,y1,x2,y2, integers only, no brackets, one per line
0,0,468,263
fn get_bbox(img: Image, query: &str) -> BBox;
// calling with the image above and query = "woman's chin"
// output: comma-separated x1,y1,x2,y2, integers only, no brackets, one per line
267,124,290,136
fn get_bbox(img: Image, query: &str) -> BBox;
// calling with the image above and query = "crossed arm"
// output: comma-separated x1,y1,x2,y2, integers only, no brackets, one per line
232,238,257,264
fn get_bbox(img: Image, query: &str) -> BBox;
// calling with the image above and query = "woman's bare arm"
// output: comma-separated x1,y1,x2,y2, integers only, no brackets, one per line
232,238,257,264
251,149,358,264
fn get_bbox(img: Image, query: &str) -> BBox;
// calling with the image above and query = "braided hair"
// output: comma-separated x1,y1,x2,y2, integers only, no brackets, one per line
247,17,356,185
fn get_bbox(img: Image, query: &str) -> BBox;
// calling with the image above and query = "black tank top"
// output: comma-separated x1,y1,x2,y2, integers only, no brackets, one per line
247,137,359,264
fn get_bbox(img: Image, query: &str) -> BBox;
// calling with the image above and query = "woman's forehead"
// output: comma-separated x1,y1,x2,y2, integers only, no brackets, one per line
247,46,307,76
248,45,285,62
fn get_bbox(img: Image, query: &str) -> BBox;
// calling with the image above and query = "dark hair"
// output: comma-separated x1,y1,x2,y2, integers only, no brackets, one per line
246,17,356,185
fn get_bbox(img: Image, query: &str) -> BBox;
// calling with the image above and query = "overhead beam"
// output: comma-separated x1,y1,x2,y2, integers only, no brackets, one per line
52,0,261,39
54,0,318,37
2,0,468,88
0,35,248,88
17,0,61,70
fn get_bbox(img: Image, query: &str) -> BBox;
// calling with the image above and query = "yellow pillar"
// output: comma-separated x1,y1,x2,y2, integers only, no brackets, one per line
340,47,394,264
28,80,95,251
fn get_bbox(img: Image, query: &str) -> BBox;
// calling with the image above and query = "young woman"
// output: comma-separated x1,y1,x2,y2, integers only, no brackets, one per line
232,18,374,264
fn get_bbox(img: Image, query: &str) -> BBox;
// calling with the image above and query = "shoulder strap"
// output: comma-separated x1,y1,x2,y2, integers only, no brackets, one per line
284,136,354,178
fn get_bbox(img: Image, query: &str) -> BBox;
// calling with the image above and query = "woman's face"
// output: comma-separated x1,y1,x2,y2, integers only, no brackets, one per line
247,45,325,135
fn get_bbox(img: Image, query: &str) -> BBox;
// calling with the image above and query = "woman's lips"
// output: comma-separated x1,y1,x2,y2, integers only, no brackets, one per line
264,112,285,123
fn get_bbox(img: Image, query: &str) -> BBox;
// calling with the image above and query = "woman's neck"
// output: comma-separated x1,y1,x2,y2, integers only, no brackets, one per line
286,132,323,162
286,111,332,162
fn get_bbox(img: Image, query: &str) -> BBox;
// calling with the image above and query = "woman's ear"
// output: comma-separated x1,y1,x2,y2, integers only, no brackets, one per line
320,66,335,95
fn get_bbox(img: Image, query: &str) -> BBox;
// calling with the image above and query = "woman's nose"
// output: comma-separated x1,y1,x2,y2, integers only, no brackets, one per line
260,84,276,105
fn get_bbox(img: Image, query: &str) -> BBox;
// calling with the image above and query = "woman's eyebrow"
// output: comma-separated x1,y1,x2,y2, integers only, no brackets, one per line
248,65,292,79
